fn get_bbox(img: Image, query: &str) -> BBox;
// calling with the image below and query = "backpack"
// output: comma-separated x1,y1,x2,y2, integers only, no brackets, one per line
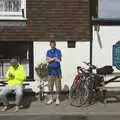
96,65,114,75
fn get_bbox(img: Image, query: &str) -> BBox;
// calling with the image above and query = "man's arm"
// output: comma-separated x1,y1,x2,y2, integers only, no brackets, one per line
5,67,13,81
54,50,62,63
14,65,26,82
46,56,54,63
46,50,55,63
54,57,61,63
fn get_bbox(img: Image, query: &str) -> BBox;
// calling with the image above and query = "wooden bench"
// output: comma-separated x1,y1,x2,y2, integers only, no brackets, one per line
98,74,120,104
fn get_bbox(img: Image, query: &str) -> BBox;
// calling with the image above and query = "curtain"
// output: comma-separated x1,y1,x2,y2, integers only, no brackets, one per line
0,0,21,12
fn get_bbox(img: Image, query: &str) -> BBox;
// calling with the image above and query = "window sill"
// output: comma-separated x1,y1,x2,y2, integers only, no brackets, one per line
0,17,27,21
0,18,27,27
92,17,120,25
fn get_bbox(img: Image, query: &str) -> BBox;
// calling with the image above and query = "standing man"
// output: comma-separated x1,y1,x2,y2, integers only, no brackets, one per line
0,57,26,112
46,40,62,105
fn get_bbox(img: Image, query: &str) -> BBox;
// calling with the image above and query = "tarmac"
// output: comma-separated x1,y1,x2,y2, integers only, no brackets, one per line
0,98,120,120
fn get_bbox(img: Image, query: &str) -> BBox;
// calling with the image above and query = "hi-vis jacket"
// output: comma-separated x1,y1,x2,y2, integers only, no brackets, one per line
5,64,26,86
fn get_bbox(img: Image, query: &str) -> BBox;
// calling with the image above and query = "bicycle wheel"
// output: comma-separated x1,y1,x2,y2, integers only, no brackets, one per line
79,85,89,105
88,77,96,104
69,84,89,107
69,85,78,106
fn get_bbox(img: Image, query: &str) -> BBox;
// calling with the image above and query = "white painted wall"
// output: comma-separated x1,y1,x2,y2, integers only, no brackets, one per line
93,26,120,73
32,26,120,92
34,42,90,90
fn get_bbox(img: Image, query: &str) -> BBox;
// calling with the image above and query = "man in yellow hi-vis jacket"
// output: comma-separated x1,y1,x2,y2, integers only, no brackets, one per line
0,57,26,112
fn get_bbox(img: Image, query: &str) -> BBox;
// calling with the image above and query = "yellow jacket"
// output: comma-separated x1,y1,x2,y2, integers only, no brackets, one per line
5,64,26,86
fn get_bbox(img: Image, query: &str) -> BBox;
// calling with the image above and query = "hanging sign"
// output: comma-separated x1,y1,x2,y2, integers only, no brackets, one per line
113,41,120,70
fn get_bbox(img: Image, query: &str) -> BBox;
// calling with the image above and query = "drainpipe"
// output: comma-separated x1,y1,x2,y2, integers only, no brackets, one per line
89,0,93,73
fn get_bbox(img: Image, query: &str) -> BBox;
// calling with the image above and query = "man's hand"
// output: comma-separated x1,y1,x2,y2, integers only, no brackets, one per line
51,58,55,61
8,73,15,79
53,57,61,63
53,57,58,61
46,57,54,63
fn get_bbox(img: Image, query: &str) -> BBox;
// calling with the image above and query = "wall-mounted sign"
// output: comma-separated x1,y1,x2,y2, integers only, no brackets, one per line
98,0,120,19
113,41,120,70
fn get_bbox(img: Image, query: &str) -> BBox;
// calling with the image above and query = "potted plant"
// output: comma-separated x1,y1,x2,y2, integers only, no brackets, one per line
35,62,48,81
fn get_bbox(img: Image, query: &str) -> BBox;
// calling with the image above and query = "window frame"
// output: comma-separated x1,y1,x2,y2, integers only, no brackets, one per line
91,0,98,18
92,0,120,26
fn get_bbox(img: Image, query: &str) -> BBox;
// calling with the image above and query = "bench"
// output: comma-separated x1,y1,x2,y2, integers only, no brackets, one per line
98,74,120,104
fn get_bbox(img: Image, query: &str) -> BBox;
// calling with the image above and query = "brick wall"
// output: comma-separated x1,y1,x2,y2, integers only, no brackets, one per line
0,0,90,41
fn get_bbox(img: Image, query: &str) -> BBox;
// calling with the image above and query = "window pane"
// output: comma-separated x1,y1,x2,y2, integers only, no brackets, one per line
0,0,4,11
98,0,120,18
0,0,21,12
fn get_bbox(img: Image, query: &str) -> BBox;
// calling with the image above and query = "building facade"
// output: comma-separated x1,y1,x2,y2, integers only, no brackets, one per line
0,0,90,89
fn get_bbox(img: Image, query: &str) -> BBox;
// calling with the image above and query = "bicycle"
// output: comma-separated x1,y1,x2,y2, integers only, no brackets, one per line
83,62,104,101
69,66,90,106
69,62,104,107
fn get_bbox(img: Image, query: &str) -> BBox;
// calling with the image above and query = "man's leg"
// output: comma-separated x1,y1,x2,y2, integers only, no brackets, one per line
14,86,23,111
55,77,61,105
0,85,12,111
47,76,54,105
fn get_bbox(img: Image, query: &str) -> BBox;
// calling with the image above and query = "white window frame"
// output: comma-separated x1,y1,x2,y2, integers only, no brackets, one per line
0,0,26,20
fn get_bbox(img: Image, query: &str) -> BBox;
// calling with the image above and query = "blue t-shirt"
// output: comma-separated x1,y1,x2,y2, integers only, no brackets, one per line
46,48,62,76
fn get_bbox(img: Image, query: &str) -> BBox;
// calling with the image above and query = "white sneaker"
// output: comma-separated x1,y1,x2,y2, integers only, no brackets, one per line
14,106,19,112
46,99,53,105
1,106,8,112
55,99,60,105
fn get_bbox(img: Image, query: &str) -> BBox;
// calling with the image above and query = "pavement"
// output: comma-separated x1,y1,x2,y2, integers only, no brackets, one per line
0,98,120,120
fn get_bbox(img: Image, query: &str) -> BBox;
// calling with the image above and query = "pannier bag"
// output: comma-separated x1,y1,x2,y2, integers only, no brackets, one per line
97,65,114,75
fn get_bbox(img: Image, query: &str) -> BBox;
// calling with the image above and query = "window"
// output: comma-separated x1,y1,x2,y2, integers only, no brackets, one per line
67,41,76,48
92,0,120,25
98,0,120,19
0,0,26,20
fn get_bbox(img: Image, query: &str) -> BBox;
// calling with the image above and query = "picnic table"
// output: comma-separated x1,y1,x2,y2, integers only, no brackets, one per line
99,73,120,104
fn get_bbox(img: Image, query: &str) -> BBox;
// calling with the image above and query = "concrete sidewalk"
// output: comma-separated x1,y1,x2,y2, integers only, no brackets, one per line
0,100,120,120
0,99,120,116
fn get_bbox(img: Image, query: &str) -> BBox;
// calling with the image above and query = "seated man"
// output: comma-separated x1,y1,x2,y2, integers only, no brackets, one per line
0,57,26,112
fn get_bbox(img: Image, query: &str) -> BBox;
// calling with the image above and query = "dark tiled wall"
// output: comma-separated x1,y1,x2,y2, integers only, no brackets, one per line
0,0,90,41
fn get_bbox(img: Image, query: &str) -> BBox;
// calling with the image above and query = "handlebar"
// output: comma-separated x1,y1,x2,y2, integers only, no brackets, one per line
77,66,89,74
83,61,90,66
82,61,97,69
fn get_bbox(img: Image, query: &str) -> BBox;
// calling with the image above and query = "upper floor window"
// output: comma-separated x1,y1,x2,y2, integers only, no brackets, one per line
98,0,120,19
0,0,26,20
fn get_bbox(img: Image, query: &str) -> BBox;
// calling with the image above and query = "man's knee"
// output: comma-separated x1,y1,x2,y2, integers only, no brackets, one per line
16,86,23,96
48,78,54,92
55,78,61,93
16,92,23,97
